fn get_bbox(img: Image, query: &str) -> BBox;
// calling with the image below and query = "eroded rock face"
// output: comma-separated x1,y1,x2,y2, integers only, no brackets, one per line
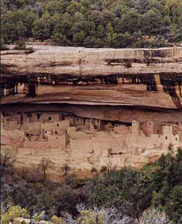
1,46,182,76
1,46,182,109
1,46,182,181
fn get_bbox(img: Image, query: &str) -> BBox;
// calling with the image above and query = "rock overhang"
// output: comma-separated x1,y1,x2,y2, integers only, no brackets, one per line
1,46,182,109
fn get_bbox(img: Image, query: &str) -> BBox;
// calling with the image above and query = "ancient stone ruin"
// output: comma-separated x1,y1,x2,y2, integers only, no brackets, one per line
1,46,182,180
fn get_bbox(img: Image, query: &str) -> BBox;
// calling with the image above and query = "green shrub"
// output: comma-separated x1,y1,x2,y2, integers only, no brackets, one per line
77,210,105,224
164,186,182,223
124,61,132,68
0,39,9,50
100,166,107,173
1,206,30,224
91,167,97,173
51,215,62,224
32,213,40,222
25,47,34,54
14,41,26,50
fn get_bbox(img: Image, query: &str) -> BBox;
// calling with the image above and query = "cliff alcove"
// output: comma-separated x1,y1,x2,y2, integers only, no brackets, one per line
1,46,182,180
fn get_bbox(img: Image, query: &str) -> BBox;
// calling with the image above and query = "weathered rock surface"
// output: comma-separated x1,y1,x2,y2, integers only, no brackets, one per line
1,46,182,109
1,46,182,181
1,46,182,76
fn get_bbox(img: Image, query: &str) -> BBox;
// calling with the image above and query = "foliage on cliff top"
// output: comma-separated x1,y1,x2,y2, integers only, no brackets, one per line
1,0,182,48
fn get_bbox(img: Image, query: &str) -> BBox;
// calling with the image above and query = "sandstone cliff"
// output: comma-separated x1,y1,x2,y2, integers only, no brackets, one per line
1,46,182,76
1,46,182,109
1,46,182,181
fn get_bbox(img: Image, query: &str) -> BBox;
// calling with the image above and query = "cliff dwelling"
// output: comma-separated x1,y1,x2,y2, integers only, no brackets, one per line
1,104,182,177
1,46,182,180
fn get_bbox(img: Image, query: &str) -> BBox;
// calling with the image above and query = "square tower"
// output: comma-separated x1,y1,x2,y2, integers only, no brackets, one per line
132,120,140,136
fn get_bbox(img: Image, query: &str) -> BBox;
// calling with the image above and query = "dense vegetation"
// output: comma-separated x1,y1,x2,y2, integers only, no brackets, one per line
1,148,182,223
1,0,182,48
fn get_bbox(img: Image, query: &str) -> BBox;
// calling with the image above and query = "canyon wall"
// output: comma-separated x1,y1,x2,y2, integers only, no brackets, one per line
1,46,182,181
1,46,182,76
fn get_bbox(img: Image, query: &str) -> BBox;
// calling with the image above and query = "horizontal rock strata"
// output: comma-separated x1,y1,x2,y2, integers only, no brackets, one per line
1,46,182,180
1,46,182,109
